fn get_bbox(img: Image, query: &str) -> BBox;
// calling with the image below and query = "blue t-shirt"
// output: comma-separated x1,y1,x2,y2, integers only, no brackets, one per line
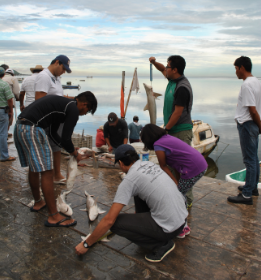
128,122,143,140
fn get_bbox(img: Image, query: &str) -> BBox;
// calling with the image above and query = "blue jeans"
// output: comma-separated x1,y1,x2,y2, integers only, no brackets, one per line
237,121,259,197
0,109,9,160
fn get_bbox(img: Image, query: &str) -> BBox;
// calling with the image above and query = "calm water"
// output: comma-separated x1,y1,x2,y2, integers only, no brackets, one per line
13,75,261,180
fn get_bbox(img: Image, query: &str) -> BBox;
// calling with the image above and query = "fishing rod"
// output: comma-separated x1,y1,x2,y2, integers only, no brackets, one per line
150,63,153,86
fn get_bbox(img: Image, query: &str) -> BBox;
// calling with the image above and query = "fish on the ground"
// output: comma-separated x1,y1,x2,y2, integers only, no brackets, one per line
56,190,73,216
80,191,106,221
100,153,115,159
143,83,162,124
81,231,111,243
78,147,95,158
67,156,82,190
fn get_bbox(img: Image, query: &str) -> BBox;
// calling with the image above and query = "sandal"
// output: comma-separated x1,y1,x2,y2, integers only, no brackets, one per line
30,204,47,212
0,157,16,162
44,216,77,228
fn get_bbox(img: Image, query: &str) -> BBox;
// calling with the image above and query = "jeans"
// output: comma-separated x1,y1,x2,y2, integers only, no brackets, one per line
237,121,259,197
110,196,185,251
0,109,9,160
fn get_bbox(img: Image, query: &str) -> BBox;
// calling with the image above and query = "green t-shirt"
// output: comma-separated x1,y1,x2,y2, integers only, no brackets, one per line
163,80,192,133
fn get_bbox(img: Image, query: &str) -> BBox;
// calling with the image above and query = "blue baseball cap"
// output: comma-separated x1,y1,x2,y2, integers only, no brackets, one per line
115,144,135,164
54,55,71,73
0,67,5,75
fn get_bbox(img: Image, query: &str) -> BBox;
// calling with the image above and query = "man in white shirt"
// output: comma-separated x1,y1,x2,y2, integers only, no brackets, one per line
35,55,72,184
19,65,44,111
228,56,261,205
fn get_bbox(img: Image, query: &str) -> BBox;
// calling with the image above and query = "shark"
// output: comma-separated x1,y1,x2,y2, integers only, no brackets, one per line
143,83,162,125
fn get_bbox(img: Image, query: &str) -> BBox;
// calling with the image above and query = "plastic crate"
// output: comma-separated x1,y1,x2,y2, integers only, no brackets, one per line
61,133,92,155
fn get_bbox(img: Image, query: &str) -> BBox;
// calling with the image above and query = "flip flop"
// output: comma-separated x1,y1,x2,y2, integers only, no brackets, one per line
0,157,16,162
53,178,67,185
44,217,77,228
30,204,47,212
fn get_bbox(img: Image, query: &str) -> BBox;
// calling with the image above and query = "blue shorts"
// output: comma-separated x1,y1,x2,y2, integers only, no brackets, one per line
14,124,54,172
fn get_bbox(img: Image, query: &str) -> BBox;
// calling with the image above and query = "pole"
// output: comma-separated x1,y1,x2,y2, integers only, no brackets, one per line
120,71,125,119
150,63,153,86
124,68,136,118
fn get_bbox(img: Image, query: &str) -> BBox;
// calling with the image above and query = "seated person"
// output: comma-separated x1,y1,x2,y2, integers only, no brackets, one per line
75,144,188,262
128,115,143,143
103,112,128,153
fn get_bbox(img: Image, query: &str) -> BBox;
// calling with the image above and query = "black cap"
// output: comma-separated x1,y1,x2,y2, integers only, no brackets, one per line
54,55,72,73
108,112,118,123
115,144,135,164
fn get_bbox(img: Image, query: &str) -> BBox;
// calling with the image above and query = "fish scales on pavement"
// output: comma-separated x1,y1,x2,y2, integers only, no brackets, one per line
80,191,106,221
143,83,162,125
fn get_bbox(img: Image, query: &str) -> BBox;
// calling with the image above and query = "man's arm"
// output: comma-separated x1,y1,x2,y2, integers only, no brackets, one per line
105,137,113,152
35,91,47,100
155,150,178,184
149,57,167,77
7,98,13,121
165,106,184,130
19,91,25,111
75,203,124,255
249,106,261,133
123,138,128,144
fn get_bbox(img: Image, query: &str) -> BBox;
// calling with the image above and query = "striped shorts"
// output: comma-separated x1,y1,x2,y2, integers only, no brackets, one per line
14,124,54,172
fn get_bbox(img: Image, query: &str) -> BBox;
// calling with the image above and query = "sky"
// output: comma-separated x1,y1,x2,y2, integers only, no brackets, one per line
0,0,260,77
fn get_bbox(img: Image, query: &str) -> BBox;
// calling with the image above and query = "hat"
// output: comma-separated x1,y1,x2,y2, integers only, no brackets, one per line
30,65,44,73
108,112,118,123
115,144,135,164
0,67,5,75
99,125,104,130
5,69,14,75
54,55,71,73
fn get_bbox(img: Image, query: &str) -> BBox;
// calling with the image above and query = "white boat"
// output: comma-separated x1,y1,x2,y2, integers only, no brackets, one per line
225,163,261,189
192,120,219,157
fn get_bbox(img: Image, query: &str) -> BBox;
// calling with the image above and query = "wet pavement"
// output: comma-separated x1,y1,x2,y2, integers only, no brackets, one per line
1,143,261,279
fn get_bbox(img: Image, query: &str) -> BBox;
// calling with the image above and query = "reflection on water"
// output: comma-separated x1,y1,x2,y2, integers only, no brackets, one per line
12,75,261,180
205,157,219,178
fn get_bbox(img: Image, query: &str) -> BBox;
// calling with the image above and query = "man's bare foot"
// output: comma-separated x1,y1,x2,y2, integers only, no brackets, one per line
48,213,75,226
32,199,46,211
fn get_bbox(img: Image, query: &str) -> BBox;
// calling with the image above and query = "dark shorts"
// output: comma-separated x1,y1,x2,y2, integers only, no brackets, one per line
14,124,53,172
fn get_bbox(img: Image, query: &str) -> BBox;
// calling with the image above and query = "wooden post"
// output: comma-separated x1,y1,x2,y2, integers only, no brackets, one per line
120,71,125,119
124,68,136,118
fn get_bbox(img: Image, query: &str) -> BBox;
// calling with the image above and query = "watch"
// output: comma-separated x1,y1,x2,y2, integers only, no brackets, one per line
83,240,91,248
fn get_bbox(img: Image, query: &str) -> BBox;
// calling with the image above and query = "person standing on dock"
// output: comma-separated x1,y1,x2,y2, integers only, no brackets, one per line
104,112,128,153
228,56,261,205
19,65,44,111
0,67,16,162
75,144,188,262
14,92,97,227
34,55,71,185
149,55,194,207
128,115,143,143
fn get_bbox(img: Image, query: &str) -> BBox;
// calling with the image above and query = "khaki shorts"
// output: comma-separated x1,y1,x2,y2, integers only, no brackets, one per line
169,129,193,146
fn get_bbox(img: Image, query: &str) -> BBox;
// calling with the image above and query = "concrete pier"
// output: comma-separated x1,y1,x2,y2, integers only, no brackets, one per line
1,143,261,279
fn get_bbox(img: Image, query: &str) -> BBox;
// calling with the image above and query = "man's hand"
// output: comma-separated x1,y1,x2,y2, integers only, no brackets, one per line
20,105,25,112
108,145,113,152
75,242,88,256
8,111,13,121
149,57,156,64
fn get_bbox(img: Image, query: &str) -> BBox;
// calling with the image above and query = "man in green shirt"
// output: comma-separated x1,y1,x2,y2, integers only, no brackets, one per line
0,67,15,162
149,55,194,206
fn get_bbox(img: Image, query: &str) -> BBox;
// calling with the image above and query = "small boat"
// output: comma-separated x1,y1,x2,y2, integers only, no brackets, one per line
225,163,261,189
192,120,219,157
62,85,81,90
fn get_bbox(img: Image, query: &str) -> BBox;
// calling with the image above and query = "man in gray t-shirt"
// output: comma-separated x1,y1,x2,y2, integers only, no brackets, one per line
75,144,187,263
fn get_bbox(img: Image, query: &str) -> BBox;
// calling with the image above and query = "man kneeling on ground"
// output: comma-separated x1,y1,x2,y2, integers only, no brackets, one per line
75,144,188,262
14,92,97,227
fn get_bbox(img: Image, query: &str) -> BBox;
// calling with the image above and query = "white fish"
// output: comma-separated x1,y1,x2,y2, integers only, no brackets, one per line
66,156,82,190
56,190,73,216
80,191,106,221
101,153,115,159
78,147,94,158
143,83,162,124
119,172,126,180
81,230,111,243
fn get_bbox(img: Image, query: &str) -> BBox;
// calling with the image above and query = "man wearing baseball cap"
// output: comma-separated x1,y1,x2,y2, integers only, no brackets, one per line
103,112,128,153
34,55,72,185
75,144,188,263
0,67,15,162
19,65,44,111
